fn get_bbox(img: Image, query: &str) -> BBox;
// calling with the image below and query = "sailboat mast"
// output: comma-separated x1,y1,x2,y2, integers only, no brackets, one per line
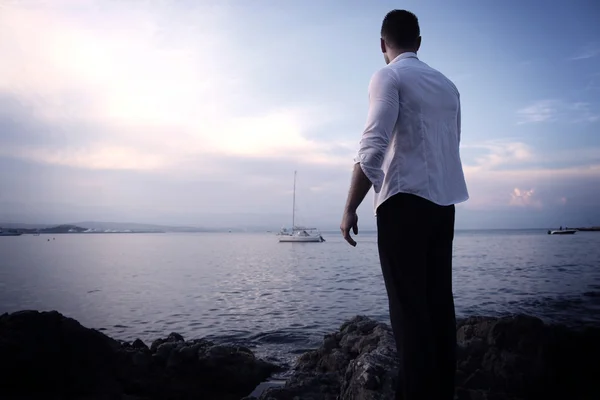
292,171,296,230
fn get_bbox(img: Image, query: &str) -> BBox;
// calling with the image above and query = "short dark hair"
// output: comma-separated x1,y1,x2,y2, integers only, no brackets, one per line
381,10,420,49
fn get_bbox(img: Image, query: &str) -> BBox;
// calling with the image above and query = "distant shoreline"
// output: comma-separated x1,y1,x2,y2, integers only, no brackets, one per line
30,231,166,234
2,222,599,235
0,224,166,235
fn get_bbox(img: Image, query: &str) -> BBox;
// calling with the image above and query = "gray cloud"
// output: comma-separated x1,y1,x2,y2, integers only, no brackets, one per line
1,3,599,231
2,91,600,230
516,99,600,125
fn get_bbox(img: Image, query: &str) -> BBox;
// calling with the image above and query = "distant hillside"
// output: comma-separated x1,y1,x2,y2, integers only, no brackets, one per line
71,221,217,232
40,225,87,234
0,224,88,234
1,221,255,233
0,223,166,234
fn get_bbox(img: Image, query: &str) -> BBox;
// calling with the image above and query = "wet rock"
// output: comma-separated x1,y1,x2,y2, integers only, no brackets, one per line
0,310,280,400
260,314,600,400
167,332,185,342
259,316,398,400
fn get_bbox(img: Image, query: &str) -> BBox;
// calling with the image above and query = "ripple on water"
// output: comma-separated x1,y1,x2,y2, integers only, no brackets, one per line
1,230,599,364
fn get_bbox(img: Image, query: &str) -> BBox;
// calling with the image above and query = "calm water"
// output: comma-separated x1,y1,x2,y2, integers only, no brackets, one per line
1,230,599,366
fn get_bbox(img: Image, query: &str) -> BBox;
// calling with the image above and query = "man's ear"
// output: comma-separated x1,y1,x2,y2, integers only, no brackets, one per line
380,37,386,53
415,36,422,52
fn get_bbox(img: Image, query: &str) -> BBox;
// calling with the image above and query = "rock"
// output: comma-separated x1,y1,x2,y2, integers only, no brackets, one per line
456,315,600,399
259,316,398,400
0,310,280,400
259,315,600,400
150,338,165,353
119,333,281,400
132,339,149,351
0,310,123,398
3,310,598,400
167,332,185,342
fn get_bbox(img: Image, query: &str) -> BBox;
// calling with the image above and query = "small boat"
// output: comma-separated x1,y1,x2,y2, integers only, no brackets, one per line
547,229,576,235
278,171,324,243
279,229,325,243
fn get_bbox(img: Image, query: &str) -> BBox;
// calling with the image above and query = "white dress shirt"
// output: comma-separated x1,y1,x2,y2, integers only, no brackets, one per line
355,52,469,214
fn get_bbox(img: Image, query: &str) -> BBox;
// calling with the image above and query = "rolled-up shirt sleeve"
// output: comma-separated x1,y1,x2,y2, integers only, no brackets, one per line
353,67,399,193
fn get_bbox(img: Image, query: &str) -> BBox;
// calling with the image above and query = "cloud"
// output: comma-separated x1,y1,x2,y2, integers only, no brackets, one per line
0,0,365,230
0,2,353,174
460,139,600,210
462,140,533,172
516,100,558,123
1,1,599,230
508,188,542,209
570,43,600,61
516,99,600,124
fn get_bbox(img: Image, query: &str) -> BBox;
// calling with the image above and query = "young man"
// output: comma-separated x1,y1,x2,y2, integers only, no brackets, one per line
340,9,469,400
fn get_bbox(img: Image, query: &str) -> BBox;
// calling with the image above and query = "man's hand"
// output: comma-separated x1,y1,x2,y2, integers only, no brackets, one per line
340,211,359,246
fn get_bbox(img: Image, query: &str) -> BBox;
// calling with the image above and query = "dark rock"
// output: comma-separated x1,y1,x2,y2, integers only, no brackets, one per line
0,310,122,398
0,310,280,400
259,316,398,400
167,332,185,342
259,314,600,400
132,339,149,351
456,315,600,399
150,338,166,353
4,310,598,400
119,332,281,400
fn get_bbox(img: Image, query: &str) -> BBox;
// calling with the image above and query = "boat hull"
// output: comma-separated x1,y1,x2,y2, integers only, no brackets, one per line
548,229,576,235
278,235,324,243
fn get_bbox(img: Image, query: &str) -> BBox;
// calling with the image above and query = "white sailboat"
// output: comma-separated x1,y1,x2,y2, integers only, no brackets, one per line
278,171,325,243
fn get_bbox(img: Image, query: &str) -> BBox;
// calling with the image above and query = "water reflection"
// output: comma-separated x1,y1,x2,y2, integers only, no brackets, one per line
1,230,599,364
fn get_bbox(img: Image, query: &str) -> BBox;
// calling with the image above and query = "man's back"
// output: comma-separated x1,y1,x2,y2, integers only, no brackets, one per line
341,10,466,400
365,52,469,212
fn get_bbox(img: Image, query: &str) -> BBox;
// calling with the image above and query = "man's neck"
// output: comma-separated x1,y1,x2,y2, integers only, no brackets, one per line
397,48,417,57
386,49,417,64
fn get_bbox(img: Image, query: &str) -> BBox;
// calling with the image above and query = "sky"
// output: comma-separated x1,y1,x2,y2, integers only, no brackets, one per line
0,0,599,230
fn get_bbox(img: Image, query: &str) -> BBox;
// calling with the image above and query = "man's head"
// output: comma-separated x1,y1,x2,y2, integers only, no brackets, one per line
380,10,421,64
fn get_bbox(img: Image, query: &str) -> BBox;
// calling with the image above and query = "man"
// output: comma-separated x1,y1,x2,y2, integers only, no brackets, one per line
340,9,469,400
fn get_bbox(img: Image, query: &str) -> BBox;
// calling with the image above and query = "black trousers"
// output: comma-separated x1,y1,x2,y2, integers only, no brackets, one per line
376,192,456,400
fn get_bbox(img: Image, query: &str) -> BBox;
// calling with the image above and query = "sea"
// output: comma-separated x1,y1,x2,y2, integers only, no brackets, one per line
1,229,599,367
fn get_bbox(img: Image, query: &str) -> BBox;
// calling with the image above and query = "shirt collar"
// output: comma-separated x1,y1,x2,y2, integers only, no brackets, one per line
389,51,418,64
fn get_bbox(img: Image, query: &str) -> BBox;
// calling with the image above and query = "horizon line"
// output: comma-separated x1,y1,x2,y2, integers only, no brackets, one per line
2,220,596,232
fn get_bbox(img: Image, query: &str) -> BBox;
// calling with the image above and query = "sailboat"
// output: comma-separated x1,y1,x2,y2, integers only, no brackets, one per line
278,171,325,243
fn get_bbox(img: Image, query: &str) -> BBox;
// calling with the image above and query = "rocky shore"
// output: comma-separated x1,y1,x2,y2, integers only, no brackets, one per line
253,315,600,400
1,310,599,400
0,310,279,400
